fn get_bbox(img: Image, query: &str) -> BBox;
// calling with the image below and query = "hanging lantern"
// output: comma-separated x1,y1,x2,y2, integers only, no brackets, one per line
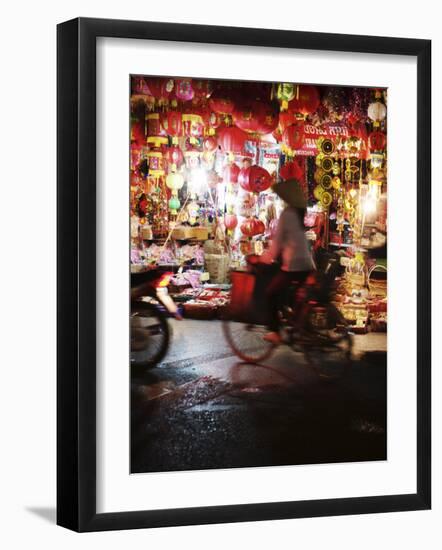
209,88,236,115
368,100,387,123
203,135,218,153
192,79,213,99
223,162,240,185
369,130,386,151
232,100,262,133
238,165,272,193
217,126,248,155
174,78,194,101
146,112,165,137
288,85,320,117
182,112,204,139
146,147,166,177
161,110,182,141
166,145,184,171
278,111,296,133
240,217,265,237
145,77,174,105
166,172,184,193
282,122,305,152
280,159,304,182
168,196,181,214
276,82,296,103
224,213,238,230
256,101,279,135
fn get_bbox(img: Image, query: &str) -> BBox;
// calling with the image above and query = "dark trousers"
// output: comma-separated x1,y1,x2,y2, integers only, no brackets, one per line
266,270,310,331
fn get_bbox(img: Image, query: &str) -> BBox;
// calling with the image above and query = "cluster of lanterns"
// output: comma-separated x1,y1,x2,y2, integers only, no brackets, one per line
131,77,387,247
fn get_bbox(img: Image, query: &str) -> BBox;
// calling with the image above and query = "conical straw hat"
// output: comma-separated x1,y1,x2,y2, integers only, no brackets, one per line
272,178,306,208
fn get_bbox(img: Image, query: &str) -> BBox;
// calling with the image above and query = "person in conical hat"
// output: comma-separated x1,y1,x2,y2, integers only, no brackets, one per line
260,178,314,344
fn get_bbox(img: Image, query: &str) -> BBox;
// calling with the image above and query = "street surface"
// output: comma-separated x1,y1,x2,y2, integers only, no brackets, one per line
131,319,387,473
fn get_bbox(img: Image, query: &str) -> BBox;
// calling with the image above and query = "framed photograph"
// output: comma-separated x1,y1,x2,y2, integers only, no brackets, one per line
57,17,431,532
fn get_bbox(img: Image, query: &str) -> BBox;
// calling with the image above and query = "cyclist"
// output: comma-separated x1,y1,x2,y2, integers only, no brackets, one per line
259,178,315,344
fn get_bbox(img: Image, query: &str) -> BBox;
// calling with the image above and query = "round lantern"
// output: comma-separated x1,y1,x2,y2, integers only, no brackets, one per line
209,88,236,115
256,102,279,135
369,131,386,151
368,100,387,123
238,165,272,193
203,135,218,153
145,77,174,104
279,159,304,182
223,162,240,185
224,213,238,230
166,172,184,193
168,196,181,214
240,217,265,237
174,79,194,101
217,126,248,155
233,100,262,134
282,122,305,152
288,85,320,117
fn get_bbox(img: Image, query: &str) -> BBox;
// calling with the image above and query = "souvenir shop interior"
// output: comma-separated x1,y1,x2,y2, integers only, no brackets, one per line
130,77,387,334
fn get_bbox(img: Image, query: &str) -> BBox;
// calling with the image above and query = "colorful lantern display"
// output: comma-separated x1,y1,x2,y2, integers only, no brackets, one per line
238,165,272,193
145,77,174,105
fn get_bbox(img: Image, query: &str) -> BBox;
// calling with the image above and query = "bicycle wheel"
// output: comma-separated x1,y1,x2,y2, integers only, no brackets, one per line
130,301,170,370
302,303,353,380
223,320,275,364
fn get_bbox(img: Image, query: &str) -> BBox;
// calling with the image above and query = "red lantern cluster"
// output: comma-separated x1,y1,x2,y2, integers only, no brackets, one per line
233,100,278,135
238,165,272,193
240,217,265,237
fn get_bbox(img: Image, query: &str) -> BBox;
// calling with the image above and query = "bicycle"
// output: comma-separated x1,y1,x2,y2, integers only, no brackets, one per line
223,252,353,380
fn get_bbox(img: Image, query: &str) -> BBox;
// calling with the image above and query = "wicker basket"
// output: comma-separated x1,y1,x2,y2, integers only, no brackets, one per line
205,253,230,283
368,264,387,298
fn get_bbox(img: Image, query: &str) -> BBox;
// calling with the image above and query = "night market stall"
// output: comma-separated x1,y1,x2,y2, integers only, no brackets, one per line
130,77,387,333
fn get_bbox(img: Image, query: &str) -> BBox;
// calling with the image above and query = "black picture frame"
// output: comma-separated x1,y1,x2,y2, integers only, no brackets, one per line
57,17,431,532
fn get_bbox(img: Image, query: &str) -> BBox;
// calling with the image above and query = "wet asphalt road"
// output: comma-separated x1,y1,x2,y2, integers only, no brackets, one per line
131,319,387,474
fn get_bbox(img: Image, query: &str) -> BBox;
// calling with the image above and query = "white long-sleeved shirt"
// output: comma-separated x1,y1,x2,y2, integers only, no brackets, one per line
266,207,314,272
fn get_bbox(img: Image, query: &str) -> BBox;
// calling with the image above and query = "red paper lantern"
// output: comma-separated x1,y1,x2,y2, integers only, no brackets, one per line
280,159,305,182
238,165,272,193
282,122,305,151
278,111,296,133
369,130,386,151
209,88,236,115
145,77,174,102
217,126,248,155
203,135,218,153
224,213,238,230
233,100,263,134
240,217,265,237
174,78,194,101
256,102,279,135
161,111,182,139
288,85,320,116
166,145,184,169
192,80,213,99
223,162,240,184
